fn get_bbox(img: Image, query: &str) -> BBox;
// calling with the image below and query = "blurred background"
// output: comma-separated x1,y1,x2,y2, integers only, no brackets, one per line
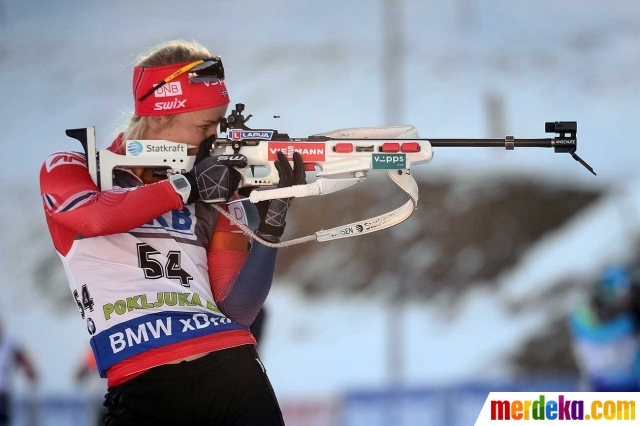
1,0,640,425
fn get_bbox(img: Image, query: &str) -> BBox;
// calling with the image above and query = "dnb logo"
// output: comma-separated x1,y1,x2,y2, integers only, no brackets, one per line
127,141,143,156
228,130,274,141
228,203,248,233
139,206,197,240
45,152,86,172
153,81,182,98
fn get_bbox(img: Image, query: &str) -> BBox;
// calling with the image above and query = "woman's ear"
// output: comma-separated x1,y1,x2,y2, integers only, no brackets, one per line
147,115,172,132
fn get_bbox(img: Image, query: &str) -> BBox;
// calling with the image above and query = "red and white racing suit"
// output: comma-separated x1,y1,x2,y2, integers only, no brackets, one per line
40,147,260,387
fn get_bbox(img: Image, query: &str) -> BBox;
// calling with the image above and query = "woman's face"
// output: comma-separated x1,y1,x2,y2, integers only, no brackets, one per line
147,104,228,154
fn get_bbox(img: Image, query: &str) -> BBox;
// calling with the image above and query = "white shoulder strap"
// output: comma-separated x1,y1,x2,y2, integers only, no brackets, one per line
213,169,418,247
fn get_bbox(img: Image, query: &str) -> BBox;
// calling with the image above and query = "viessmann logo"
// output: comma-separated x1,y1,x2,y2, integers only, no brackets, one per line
267,142,326,161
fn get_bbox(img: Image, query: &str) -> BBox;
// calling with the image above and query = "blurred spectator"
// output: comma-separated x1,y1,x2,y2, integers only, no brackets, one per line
631,270,640,325
74,347,98,382
569,266,640,391
74,348,107,426
0,316,38,426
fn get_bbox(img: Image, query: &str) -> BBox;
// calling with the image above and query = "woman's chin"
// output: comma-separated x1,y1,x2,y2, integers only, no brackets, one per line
186,144,200,155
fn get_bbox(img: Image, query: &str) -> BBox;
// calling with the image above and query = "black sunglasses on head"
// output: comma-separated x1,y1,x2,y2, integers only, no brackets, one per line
188,56,225,83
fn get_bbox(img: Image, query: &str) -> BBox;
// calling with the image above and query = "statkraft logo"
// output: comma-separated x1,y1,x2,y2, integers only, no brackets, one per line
228,130,274,141
127,141,143,156
126,141,186,156
268,142,326,161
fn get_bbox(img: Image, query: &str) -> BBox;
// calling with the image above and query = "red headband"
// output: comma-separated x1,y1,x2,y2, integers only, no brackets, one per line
133,61,229,116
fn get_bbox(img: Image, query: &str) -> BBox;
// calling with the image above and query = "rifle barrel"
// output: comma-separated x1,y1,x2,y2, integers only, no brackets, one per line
427,138,554,148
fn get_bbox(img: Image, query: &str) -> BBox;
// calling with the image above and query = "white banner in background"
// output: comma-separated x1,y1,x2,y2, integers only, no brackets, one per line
475,393,638,424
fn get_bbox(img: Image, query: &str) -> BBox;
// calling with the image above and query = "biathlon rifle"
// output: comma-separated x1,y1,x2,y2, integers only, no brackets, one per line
66,103,595,245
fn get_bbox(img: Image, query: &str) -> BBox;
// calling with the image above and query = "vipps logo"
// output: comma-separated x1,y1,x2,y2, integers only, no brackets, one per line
127,141,143,156
372,153,406,169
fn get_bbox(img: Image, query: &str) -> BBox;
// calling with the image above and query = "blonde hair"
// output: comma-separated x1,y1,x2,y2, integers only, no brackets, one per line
116,40,212,144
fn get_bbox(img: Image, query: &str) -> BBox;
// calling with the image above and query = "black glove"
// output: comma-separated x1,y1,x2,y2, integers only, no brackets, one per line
255,151,306,242
182,136,247,203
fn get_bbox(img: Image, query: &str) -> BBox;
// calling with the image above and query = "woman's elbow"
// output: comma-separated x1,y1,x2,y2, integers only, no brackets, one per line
216,300,258,327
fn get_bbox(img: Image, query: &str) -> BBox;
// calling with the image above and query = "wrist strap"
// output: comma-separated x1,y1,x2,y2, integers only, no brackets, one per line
182,172,199,204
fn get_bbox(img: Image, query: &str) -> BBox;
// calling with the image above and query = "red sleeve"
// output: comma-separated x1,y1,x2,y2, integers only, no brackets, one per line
207,201,250,302
40,151,183,255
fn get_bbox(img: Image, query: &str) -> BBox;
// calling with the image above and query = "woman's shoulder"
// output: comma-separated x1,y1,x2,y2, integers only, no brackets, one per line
41,151,88,172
